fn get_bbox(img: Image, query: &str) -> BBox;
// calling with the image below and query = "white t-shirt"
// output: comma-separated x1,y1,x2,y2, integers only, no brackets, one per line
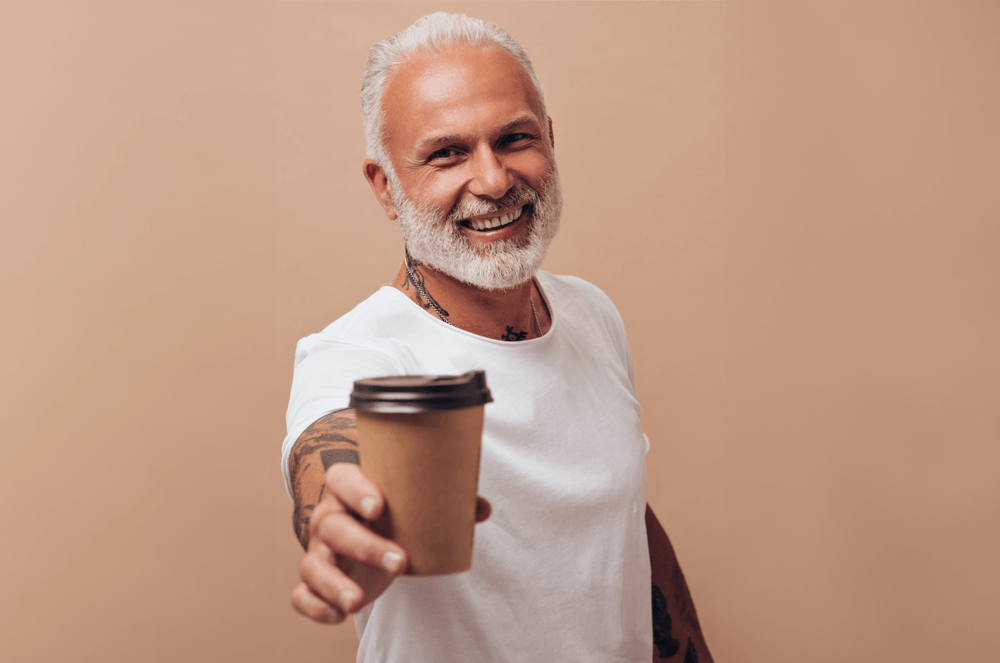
282,271,652,662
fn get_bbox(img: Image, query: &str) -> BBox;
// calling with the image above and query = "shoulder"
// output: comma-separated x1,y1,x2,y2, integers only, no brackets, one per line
293,287,416,372
539,272,634,379
316,287,413,338
538,271,626,331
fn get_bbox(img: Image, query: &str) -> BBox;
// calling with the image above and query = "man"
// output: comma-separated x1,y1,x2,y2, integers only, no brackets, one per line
283,12,713,662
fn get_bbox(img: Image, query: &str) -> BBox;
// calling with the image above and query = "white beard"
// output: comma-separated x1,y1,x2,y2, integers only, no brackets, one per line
392,167,563,291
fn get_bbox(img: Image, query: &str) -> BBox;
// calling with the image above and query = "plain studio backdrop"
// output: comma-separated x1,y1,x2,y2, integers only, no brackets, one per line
1,2,997,662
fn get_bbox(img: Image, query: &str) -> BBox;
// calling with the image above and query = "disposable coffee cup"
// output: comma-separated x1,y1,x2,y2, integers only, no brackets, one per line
349,370,493,576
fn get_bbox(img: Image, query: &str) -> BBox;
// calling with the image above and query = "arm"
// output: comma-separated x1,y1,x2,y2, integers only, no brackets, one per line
288,409,409,623
647,504,714,662
287,408,491,624
288,409,361,549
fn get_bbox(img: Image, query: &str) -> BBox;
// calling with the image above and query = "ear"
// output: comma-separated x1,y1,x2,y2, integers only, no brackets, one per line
547,116,555,151
363,160,398,221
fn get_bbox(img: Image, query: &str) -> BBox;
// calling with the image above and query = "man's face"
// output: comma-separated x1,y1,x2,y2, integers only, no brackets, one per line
379,45,562,290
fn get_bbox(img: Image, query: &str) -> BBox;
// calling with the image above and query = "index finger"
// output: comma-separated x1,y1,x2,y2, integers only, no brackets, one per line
325,462,385,522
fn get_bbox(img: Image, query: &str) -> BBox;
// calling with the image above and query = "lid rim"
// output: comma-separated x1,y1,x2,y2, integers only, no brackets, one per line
349,370,493,413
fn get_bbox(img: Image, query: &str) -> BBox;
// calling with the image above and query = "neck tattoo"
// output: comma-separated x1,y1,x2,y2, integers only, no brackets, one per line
403,252,545,340
404,251,451,324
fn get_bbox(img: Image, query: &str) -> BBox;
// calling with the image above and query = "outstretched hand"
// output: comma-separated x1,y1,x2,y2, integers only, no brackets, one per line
291,462,491,624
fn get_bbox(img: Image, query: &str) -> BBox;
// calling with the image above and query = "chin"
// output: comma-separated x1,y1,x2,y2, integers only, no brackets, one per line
396,167,563,290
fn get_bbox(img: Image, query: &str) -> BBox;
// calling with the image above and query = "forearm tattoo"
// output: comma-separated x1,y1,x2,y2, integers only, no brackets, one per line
289,409,359,548
652,583,681,658
671,560,702,637
652,580,705,662
684,639,698,663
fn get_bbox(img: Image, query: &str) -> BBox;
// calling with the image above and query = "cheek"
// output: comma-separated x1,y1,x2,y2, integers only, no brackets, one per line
510,151,554,188
417,174,466,213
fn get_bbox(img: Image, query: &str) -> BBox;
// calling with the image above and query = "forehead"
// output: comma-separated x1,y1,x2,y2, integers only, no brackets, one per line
382,46,544,154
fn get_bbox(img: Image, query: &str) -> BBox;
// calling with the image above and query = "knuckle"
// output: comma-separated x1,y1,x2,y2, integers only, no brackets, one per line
299,547,334,584
299,552,320,582
309,504,347,541
317,512,361,548
311,498,334,518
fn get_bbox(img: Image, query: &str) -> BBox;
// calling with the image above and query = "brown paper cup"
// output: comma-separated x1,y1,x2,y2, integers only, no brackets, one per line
356,407,484,575
350,371,492,576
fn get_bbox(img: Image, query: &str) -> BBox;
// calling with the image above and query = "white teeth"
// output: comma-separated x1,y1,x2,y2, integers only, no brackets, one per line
467,207,525,231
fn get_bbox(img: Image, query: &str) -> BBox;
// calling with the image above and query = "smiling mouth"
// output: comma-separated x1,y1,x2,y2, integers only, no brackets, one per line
459,205,529,232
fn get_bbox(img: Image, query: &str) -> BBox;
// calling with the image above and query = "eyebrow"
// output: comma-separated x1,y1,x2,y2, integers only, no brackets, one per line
416,114,542,153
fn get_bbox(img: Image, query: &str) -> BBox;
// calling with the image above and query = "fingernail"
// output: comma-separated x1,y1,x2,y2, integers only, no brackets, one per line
339,590,356,613
360,496,378,519
382,550,404,573
325,605,343,623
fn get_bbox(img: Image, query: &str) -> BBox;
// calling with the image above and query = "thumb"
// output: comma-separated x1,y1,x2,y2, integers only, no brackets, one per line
475,496,492,523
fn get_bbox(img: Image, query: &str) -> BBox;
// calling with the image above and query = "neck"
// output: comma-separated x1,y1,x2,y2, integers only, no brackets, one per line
392,253,549,341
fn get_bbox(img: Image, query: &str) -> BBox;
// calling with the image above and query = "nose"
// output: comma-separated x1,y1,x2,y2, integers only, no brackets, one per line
467,146,513,200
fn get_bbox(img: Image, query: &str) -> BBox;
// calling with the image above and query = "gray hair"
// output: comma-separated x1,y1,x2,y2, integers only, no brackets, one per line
361,12,548,178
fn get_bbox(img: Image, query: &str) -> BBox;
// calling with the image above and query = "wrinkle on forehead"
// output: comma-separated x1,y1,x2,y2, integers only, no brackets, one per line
382,45,545,142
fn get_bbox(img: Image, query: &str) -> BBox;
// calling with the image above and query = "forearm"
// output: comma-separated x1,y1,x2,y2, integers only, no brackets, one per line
646,504,713,662
289,409,360,549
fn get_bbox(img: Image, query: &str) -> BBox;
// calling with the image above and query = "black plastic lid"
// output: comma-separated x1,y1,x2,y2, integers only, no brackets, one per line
349,370,493,414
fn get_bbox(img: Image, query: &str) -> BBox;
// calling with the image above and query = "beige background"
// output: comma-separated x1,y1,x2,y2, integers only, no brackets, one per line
1,1,997,662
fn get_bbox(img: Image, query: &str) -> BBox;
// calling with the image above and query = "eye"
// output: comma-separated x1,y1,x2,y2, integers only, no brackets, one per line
498,133,531,148
428,147,461,162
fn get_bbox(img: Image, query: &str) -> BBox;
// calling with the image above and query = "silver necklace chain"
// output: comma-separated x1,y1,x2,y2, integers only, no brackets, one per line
406,260,545,338
529,297,543,337
405,259,451,324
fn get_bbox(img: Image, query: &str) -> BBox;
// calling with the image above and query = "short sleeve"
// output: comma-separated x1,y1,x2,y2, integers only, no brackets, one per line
280,335,405,498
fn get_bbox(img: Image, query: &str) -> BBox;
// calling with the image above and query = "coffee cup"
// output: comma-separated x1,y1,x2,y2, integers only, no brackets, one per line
349,370,492,575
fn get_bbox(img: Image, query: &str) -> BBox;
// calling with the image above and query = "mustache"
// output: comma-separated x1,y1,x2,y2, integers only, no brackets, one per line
444,184,541,224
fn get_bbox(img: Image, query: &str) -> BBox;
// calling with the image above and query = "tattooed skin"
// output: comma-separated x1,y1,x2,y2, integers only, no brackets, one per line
646,505,713,662
404,250,450,319
673,558,702,635
652,583,681,658
500,326,529,341
289,409,359,549
320,448,360,468
684,638,698,663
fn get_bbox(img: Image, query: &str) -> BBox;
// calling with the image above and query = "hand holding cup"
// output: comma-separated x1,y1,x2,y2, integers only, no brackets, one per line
292,372,493,625
293,462,408,623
